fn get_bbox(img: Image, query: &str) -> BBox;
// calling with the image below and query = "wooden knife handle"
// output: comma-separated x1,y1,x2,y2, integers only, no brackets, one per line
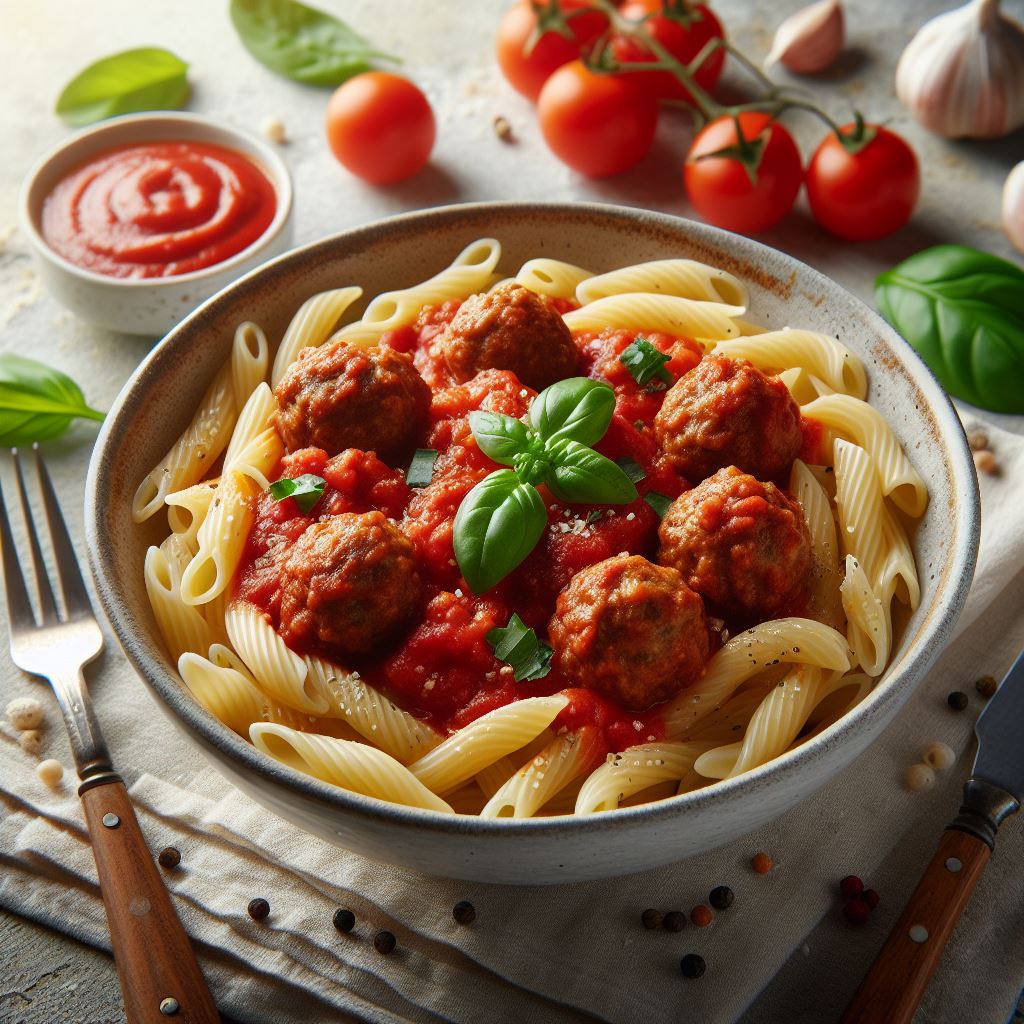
80,776,220,1024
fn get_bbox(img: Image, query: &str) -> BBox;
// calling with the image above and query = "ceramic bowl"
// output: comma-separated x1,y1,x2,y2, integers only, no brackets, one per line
85,203,979,884
19,112,293,336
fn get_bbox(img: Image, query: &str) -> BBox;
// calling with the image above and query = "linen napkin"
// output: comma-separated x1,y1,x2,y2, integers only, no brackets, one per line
1,414,1022,1024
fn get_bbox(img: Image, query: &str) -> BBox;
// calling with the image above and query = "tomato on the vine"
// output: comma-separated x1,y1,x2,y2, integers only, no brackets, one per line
806,124,920,241
538,60,659,177
684,112,802,234
612,0,726,105
496,0,610,101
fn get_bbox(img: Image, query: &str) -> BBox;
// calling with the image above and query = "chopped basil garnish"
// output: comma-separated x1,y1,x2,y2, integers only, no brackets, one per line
406,448,438,488
644,491,672,518
585,509,604,525
486,613,553,682
268,473,326,513
619,336,672,390
615,456,646,484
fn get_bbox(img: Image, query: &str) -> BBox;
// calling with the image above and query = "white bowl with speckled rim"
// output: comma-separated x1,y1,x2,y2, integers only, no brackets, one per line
85,203,979,884
19,111,293,336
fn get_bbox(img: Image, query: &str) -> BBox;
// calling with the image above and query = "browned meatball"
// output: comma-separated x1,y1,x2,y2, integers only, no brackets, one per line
274,341,430,462
654,354,801,481
548,554,711,711
279,511,421,657
437,282,579,390
658,466,811,620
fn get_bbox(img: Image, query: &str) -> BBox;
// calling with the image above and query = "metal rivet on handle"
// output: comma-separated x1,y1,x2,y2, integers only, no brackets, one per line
101,813,120,828
909,925,929,944
945,857,962,873
159,997,180,1016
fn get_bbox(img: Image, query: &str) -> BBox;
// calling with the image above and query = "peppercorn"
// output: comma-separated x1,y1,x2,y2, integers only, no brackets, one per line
373,930,396,955
157,847,181,870
905,762,936,792
843,899,870,926
751,852,773,874
839,875,863,898
705,886,732,911
247,898,270,921
975,675,998,698
690,905,713,928
947,691,969,711
641,908,663,930
453,900,476,925
680,954,706,979
663,911,686,933
861,889,880,910
333,908,356,934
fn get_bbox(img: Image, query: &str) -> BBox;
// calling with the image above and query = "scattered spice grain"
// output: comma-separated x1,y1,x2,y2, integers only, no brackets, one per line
975,675,998,698
709,886,734,910
690,905,713,928
680,954,706,979
843,899,871,926
492,115,514,142
641,908,663,930
922,741,955,771
973,449,998,475
663,911,686,933
946,691,969,711
247,898,270,921
861,889,880,909
374,930,397,954
157,847,181,869
751,852,774,874
333,908,356,934
36,759,63,787
967,429,988,451
18,729,43,756
839,875,863,898
904,763,936,792
453,900,476,925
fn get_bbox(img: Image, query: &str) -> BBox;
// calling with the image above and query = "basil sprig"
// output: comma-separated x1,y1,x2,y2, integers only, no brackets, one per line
875,245,1024,414
268,473,326,513
486,613,553,682
619,336,672,390
0,355,104,445
455,378,638,593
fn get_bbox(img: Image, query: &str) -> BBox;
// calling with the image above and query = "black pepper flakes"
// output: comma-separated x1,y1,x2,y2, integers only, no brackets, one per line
641,908,663,930
947,691,969,711
453,900,476,925
663,911,686,933
157,847,180,869
247,898,270,921
975,675,998,698
373,930,397,955
680,954,706,979
709,886,734,910
333,908,356,934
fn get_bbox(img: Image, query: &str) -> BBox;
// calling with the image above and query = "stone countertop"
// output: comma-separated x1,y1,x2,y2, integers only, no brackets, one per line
1,0,1022,1021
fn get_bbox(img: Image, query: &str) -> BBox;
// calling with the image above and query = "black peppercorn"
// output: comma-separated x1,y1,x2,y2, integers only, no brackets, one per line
373,930,396,955
157,847,180,870
247,898,270,921
709,886,734,910
641,908,662,930
333,908,356,934
453,900,476,925
662,911,686,933
680,954,706,979
947,691,969,711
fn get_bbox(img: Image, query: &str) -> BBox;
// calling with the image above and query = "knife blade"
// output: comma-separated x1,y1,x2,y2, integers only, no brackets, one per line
971,648,1024,802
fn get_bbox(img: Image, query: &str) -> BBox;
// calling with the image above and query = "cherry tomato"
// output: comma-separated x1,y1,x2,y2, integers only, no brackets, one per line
538,60,658,177
496,0,610,102
806,124,920,241
325,72,435,185
612,0,726,104
684,112,803,234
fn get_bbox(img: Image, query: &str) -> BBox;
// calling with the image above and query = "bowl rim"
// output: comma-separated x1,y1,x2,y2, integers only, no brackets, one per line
85,200,980,838
18,110,294,289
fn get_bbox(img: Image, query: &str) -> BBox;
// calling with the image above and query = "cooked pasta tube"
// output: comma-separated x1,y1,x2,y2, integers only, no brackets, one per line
270,287,363,386
165,478,220,553
515,258,593,300
576,258,748,309
562,293,743,340
144,539,214,663
230,321,270,411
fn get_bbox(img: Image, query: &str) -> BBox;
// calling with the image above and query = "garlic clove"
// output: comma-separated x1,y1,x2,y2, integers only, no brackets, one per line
766,0,845,75
1003,161,1024,255
896,0,1024,139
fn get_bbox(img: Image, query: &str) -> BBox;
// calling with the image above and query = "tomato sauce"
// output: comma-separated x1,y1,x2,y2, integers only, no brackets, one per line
41,141,277,278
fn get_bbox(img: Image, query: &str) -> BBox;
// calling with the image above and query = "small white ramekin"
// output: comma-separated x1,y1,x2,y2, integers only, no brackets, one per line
19,111,294,336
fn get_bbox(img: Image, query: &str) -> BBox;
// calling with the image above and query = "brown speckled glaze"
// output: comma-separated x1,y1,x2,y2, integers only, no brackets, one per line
84,203,979,884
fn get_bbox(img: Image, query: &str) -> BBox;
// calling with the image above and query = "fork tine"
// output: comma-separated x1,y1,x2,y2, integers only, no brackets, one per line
11,448,60,625
0,460,38,633
31,444,95,621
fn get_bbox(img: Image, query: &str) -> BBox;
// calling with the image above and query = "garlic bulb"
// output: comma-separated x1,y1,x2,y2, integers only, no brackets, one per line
766,0,845,74
896,0,1024,139
1003,161,1024,255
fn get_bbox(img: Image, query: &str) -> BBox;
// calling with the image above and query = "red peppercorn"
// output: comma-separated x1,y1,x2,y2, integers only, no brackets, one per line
861,888,880,909
843,899,871,926
751,852,774,874
839,875,864,898
690,905,713,928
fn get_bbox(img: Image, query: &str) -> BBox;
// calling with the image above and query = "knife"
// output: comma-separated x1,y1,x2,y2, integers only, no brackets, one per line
842,650,1024,1024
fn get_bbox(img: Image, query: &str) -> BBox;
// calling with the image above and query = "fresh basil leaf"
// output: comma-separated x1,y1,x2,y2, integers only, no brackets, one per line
615,456,646,483
468,411,532,466
585,509,604,526
875,244,1024,414
453,469,547,593
406,448,437,488
644,491,672,518
268,473,325,513
0,355,104,446
229,0,395,87
619,336,672,390
55,48,189,126
530,377,616,447
549,442,639,505
486,613,553,682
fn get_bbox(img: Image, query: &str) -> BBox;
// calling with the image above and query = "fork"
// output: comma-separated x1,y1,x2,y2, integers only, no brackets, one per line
0,445,219,1024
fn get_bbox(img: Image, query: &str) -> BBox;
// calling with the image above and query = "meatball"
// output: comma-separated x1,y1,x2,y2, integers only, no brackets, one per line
658,466,811,620
548,554,711,711
274,340,430,462
654,355,801,481
437,282,579,390
279,511,422,657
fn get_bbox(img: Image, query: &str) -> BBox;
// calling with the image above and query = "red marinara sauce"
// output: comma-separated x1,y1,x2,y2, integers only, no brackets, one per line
41,141,276,279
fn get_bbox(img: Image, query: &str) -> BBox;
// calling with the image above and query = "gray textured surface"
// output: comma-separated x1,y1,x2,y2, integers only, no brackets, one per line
1,0,1023,1021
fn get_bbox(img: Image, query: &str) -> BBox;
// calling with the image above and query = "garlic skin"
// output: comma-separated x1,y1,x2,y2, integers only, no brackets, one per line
896,0,1024,139
766,0,845,74
1003,161,1024,255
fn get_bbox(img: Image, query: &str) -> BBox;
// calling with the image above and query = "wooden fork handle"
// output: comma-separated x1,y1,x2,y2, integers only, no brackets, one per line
80,776,220,1023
